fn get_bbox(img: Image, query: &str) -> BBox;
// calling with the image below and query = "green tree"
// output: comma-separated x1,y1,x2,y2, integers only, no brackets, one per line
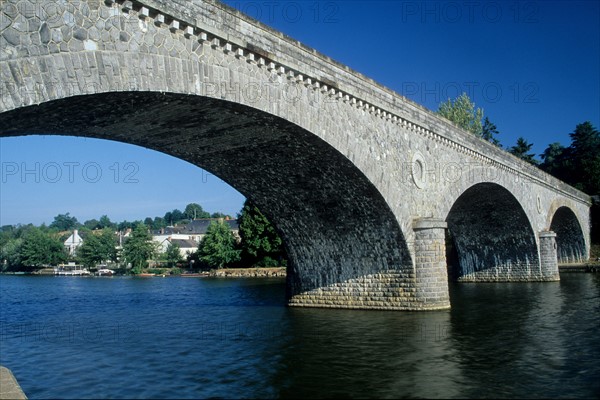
481,117,501,147
20,227,67,267
77,228,117,268
83,219,99,230
539,122,600,195
509,137,538,165
163,211,173,225
184,203,210,220
540,142,568,177
238,200,286,267
130,220,144,229
97,215,114,229
198,221,240,269
171,209,185,223
164,209,185,225
122,224,156,274
437,92,484,136
211,212,229,219
0,238,23,271
568,121,600,194
153,217,165,230
1,224,34,243
50,213,79,231
118,220,134,231
0,224,15,235
0,225,15,248
164,242,183,268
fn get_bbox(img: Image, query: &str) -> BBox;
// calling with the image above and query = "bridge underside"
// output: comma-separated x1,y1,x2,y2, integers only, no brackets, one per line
0,91,450,310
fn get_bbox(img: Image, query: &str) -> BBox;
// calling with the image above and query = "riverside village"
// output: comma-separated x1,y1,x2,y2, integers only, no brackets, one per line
1,202,288,278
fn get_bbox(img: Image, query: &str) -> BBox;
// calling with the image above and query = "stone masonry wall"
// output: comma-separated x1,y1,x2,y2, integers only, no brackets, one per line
539,232,560,280
413,219,449,309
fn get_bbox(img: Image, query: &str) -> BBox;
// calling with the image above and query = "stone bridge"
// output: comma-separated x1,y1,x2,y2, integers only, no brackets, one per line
0,0,591,310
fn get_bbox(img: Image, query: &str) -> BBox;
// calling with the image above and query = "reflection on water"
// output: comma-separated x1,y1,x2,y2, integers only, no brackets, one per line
0,274,598,399
276,307,459,399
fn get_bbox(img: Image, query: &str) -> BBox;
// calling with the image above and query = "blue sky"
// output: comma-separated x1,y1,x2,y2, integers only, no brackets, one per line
1,0,599,226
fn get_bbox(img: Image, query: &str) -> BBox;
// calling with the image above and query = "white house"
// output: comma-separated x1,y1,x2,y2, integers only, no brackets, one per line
156,238,199,257
151,218,240,254
153,234,197,254
64,229,83,255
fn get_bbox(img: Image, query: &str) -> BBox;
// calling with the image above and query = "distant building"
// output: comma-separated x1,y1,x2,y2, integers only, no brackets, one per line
182,218,239,242
152,218,239,254
64,229,83,255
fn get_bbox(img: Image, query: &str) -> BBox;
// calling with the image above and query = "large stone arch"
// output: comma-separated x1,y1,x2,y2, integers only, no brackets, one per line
0,90,421,309
444,182,548,282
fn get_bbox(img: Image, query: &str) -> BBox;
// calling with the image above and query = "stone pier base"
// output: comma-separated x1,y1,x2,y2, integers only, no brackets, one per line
287,271,422,311
413,218,451,310
539,231,560,281
0,366,27,400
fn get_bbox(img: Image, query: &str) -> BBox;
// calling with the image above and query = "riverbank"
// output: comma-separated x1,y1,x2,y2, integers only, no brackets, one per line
209,267,286,278
1,267,288,277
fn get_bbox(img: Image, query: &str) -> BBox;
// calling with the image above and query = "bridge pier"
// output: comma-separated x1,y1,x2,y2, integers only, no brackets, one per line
539,231,560,281
413,218,451,309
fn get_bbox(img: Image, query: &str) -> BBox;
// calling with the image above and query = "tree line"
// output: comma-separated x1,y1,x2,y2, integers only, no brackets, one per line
38,202,233,233
0,200,287,273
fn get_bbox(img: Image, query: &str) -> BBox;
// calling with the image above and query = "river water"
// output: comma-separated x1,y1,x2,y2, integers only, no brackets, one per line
0,273,598,399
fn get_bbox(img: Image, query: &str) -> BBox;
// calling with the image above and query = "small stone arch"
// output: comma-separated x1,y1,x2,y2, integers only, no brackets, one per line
545,198,587,232
547,205,587,264
445,182,542,282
